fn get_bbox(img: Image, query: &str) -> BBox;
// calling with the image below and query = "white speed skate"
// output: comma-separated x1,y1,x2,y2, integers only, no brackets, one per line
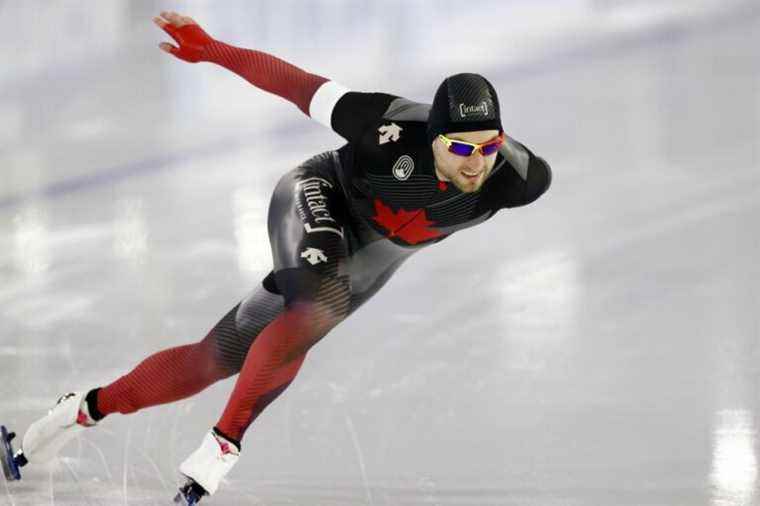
174,429,240,504
20,392,97,466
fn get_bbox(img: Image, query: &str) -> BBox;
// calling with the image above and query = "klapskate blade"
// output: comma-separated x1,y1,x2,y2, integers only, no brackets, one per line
173,490,196,505
0,425,21,481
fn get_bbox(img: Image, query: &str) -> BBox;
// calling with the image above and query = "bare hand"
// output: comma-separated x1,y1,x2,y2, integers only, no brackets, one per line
153,11,213,63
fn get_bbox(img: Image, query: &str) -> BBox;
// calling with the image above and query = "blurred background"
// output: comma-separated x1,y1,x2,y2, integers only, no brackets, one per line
1,1,758,504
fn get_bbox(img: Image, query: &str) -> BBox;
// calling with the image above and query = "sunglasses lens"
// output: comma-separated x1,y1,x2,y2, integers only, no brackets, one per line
449,142,474,156
480,142,501,156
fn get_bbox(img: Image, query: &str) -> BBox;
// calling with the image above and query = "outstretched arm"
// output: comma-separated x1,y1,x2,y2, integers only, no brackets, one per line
153,11,341,118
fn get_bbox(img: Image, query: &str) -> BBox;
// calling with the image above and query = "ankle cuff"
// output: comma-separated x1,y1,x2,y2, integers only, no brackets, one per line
85,388,105,421
212,426,241,452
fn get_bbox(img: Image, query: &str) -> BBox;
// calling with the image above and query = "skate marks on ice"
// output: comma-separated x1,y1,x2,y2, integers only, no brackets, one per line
0,422,171,506
2,454,525,506
3,432,694,506
344,414,373,506
1,467,16,506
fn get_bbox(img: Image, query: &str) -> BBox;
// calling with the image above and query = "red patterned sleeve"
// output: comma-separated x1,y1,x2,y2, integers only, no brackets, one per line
204,40,327,116
159,23,352,125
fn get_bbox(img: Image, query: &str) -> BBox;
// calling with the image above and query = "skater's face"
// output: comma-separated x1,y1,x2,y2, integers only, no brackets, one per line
432,129,501,193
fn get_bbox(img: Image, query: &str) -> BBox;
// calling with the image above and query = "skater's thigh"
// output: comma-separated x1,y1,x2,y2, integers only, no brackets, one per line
267,152,351,319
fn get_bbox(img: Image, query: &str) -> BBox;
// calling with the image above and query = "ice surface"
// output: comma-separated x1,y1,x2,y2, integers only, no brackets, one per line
1,1,758,504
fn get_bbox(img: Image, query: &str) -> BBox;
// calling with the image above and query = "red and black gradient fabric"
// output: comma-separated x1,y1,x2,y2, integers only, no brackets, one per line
159,21,327,115
92,152,417,443
157,19,552,248
88,20,553,445
96,304,249,419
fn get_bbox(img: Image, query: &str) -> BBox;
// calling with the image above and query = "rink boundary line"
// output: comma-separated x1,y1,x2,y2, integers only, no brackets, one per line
0,1,757,212
0,136,246,211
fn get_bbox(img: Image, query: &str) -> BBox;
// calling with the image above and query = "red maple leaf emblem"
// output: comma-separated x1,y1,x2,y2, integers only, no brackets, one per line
371,198,442,245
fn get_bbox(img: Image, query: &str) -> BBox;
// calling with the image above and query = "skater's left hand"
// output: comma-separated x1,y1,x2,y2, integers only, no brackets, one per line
153,10,214,63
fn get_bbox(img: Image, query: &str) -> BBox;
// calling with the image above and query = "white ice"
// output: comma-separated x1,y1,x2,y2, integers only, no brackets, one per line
1,1,758,504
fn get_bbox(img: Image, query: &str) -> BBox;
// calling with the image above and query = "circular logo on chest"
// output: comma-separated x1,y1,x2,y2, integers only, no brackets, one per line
392,155,415,181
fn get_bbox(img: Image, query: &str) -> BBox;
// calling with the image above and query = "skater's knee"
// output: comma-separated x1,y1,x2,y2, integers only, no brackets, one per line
287,297,348,334
274,268,351,322
259,275,350,362
276,293,350,362
280,275,351,334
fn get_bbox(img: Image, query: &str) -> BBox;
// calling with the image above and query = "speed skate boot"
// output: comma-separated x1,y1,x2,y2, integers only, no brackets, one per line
18,391,98,469
173,428,240,504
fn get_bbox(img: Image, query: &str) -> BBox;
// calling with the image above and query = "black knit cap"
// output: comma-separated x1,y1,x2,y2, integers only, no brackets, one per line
427,73,503,144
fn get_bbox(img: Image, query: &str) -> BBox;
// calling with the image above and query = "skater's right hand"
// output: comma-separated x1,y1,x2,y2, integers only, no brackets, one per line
153,11,215,63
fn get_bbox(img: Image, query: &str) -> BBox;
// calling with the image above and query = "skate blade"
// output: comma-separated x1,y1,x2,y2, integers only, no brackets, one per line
173,490,199,505
0,425,21,481
173,479,207,505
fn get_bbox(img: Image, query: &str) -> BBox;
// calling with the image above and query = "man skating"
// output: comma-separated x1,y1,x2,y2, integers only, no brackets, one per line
1,10,552,504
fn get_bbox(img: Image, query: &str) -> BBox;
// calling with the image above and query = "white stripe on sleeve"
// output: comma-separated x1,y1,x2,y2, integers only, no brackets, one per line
308,80,351,129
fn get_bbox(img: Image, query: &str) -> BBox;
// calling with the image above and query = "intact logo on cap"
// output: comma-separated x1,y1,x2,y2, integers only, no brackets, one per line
458,101,489,119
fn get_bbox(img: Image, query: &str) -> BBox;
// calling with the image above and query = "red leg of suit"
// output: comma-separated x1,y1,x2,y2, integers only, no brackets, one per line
97,337,231,416
215,302,335,441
